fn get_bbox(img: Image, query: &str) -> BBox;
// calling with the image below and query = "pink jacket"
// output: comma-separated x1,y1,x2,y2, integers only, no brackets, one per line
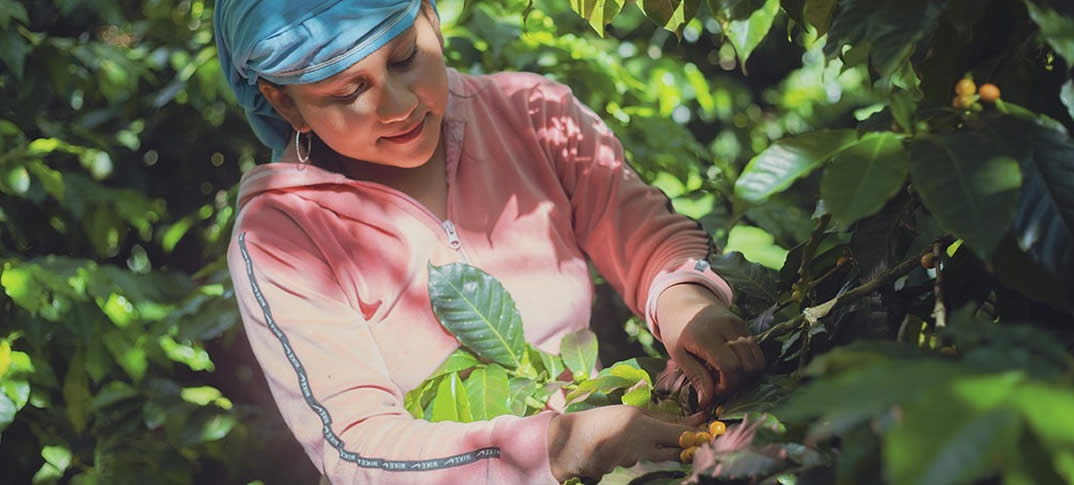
227,68,733,484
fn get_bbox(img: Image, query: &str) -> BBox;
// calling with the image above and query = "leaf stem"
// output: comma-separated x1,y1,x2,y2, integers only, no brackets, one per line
758,242,942,344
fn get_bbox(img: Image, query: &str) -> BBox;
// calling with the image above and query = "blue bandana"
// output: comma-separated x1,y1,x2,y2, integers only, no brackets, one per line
214,0,426,159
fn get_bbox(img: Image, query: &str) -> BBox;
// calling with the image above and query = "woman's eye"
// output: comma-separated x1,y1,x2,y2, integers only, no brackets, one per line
336,83,366,101
395,48,418,67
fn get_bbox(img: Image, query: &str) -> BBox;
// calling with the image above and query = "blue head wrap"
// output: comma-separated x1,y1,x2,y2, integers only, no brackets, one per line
214,0,428,160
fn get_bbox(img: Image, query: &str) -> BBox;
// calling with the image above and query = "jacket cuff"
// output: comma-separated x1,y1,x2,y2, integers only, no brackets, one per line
644,258,734,341
490,410,559,484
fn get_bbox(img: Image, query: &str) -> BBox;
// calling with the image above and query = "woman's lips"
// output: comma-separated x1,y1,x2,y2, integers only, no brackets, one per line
383,115,426,144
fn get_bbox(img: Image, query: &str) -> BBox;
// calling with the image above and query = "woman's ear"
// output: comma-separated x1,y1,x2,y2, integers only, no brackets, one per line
257,80,309,132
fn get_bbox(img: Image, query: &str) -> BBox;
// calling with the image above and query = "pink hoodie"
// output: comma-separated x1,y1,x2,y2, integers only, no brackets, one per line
227,68,733,484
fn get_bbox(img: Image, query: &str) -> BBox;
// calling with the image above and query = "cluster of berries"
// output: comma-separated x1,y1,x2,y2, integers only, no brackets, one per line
678,420,727,464
952,78,1001,110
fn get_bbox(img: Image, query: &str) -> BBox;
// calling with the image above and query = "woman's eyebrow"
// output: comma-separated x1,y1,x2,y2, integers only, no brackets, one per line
315,27,418,89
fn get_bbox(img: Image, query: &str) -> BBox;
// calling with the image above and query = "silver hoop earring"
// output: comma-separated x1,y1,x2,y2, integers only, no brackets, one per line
295,130,312,163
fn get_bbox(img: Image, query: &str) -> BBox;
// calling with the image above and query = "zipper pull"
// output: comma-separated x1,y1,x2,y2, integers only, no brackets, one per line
441,220,462,250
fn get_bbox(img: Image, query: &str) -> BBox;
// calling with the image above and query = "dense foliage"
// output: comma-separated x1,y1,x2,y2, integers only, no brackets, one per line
1,0,1072,484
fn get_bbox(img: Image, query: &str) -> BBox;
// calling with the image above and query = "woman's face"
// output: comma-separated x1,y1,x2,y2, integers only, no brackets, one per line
261,11,448,168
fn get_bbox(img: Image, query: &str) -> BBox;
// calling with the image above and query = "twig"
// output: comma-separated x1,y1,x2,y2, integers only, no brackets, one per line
757,245,937,344
931,242,947,330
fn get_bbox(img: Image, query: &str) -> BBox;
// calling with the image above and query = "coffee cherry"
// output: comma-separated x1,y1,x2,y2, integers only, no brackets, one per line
979,83,1001,103
708,420,727,436
681,446,697,463
956,79,977,96
679,431,695,448
920,252,937,269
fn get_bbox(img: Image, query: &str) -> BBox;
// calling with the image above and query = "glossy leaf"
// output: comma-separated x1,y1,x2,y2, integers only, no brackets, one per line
569,0,626,37
820,132,910,226
824,0,945,77
428,263,525,369
1010,124,1074,282
560,328,598,380
1062,81,1074,124
714,0,780,68
431,348,481,380
908,134,1023,258
735,129,858,204
885,400,1021,485
508,378,539,416
641,0,699,36
1024,0,1074,65
430,372,473,423
465,363,512,420
710,251,780,314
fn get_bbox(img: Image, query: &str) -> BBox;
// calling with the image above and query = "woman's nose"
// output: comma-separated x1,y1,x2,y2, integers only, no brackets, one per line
377,76,418,124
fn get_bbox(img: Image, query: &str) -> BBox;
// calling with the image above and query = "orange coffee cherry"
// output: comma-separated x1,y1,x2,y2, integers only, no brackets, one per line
678,431,695,449
953,94,977,110
836,255,851,268
920,252,937,269
692,431,713,446
708,420,727,436
681,446,697,464
955,79,977,96
979,83,1000,103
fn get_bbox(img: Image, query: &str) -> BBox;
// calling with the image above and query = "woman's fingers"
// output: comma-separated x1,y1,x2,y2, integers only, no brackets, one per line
693,340,742,396
673,349,717,407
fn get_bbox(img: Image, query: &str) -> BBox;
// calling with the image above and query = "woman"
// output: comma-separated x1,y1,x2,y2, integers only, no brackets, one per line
214,0,764,483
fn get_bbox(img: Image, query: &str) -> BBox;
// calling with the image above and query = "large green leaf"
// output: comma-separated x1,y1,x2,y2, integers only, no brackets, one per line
712,0,781,68
641,0,700,36
427,263,525,369
908,134,1023,259
825,0,946,77
710,251,780,315
1062,80,1074,123
63,349,91,434
1010,125,1074,282
735,129,858,204
569,0,627,37
429,372,473,423
431,348,480,380
885,399,1021,485
820,132,910,226
465,364,512,420
1024,0,1074,65
560,328,598,380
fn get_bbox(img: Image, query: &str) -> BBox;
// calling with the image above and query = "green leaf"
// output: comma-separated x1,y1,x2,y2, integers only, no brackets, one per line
2,264,44,313
569,0,627,37
824,0,945,77
0,392,14,432
1009,123,1074,281
508,378,539,416
430,372,472,423
428,263,526,369
465,363,512,420
181,386,223,406
0,27,27,78
531,347,566,380
735,129,858,204
820,132,910,226
41,445,72,474
908,134,1023,258
803,0,837,36
1024,0,1074,65
641,0,700,36
103,330,148,382
1008,382,1074,450
0,340,9,379
885,400,1021,485
722,226,789,271
405,376,442,419
63,350,91,434
1062,81,1074,123
88,381,138,413
26,161,65,202
431,348,480,380
621,382,652,407
710,251,779,314
560,328,598,380
716,0,780,69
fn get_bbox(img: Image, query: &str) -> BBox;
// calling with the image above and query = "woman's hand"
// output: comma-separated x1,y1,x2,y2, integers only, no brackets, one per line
546,405,705,482
656,284,765,407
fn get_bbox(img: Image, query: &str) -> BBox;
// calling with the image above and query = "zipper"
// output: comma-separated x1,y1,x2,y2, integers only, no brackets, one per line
440,220,471,264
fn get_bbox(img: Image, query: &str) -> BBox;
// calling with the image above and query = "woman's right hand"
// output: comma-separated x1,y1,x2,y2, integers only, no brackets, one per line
546,405,706,482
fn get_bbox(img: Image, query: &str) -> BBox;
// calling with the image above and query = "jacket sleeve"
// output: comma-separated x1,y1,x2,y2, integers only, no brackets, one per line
525,77,734,341
227,205,558,485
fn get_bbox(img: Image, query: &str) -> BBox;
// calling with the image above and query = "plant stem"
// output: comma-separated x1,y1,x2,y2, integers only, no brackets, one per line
757,245,937,344
931,242,947,330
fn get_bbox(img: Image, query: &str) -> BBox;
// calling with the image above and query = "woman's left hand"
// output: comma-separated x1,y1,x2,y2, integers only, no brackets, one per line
655,284,765,408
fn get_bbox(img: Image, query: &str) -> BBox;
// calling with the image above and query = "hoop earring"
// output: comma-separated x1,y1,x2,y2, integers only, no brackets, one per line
295,130,312,163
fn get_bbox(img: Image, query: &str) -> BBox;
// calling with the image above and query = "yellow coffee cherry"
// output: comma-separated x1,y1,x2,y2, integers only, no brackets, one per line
678,430,694,449
680,446,697,464
708,420,727,437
